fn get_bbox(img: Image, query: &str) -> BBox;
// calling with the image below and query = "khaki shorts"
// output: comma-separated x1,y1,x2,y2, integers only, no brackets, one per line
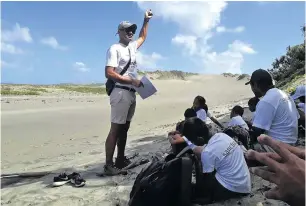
110,88,136,124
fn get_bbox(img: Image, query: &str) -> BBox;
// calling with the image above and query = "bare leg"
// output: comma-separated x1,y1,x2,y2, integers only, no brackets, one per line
105,123,124,165
117,121,131,160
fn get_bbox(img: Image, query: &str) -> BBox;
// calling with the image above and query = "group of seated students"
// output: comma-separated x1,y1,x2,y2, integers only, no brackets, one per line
170,96,252,203
167,69,305,203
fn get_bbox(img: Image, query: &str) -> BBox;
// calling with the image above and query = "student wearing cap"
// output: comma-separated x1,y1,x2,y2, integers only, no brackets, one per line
291,85,305,128
291,85,306,113
245,69,300,149
104,10,153,175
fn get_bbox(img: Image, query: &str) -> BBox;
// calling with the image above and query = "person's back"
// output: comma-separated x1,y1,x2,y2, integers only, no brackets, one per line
228,105,249,130
253,88,299,144
184,108,197,119
202,132,251,194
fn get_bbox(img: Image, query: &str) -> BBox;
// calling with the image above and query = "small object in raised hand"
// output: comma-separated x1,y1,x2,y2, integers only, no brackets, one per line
146,9,153,19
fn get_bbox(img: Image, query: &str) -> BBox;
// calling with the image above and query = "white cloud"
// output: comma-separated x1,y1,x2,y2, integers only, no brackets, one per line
1,60,16,68
216,26,226,33
137,51,164,69
1,42,23,54
1,23,33,43
172,35,256,74
257,1,269,5
41,37,68,50
202,41,256,74
73,62,90,72
229,40,256,54
137,1,227,36
216,26,245,33
1,60,9,68
137,1,255,74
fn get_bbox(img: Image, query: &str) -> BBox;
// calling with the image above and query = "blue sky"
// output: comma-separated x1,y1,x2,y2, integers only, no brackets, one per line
1,1,305,84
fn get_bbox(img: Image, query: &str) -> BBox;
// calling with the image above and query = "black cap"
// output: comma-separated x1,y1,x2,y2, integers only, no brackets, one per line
245,69,273,85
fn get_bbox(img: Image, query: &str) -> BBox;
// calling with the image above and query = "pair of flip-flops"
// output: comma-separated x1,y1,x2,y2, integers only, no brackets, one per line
52,172,86,187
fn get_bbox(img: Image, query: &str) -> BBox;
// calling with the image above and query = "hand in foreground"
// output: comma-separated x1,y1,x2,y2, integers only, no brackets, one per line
246,135,305,206
168,133,185,145
131,79,144,88
168,131,180,136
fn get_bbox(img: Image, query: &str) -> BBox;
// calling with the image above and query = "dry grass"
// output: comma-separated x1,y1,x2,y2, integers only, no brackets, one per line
1,88,40,96
281,74,305,94
55,85,106,95
1,86,49,96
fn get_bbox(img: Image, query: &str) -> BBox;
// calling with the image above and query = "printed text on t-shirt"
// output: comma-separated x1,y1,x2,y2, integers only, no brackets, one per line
222,141,237,157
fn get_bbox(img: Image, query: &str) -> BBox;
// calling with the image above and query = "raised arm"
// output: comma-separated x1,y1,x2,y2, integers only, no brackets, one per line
136,10,153,50
210,117,224,129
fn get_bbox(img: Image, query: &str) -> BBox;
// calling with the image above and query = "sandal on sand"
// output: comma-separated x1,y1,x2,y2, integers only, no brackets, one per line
52,173,71,187
69,172,86,187
97,164,128,177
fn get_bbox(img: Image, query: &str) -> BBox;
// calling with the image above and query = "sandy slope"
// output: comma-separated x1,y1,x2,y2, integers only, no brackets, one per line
1,75,288,206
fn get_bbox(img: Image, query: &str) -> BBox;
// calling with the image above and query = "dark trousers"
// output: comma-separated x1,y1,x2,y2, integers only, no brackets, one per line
193,172,248,204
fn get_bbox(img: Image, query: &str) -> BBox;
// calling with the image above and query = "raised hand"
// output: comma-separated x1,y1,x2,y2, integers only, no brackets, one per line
145,9,153,20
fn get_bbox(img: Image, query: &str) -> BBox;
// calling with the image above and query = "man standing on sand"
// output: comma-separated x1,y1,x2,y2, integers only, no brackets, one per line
103,10,153,175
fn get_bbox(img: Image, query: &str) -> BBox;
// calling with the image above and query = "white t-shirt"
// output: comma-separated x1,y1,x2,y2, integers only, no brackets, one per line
201,133,251,194
298,103,305,113
196,109,212,122
105,41,138,88
252,88,299,144
228,116,249,130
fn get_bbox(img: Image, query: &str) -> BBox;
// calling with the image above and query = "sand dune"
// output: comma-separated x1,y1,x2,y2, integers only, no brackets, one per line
1,75,287,205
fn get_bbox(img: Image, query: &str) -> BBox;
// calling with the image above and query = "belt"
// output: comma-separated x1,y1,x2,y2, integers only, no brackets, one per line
115,85,136,92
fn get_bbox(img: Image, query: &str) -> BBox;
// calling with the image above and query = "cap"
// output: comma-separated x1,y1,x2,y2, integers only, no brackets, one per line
118,21,137,31
245,69,273,86
291,85,306,100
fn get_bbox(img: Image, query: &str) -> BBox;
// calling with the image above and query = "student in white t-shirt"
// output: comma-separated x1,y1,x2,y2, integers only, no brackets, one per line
291,85,305,129
173,109,199,155
247,97,260,122
245,69,299,147
168,118,251,202
224,105,250,149
192,96,224,129
291,85,306,113
228,105,249,130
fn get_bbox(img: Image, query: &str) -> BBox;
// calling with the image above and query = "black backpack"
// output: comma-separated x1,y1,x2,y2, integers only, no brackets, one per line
128,147,201,206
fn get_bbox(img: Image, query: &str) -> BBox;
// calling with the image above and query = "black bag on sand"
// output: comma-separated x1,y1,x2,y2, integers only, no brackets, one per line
128,147,201,206
105,48,131,96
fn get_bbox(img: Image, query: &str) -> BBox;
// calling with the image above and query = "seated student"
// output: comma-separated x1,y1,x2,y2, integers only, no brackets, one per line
173,109,198,155
169,118,251,203
192,96,224,129
228,105,249,130
224,105,250,149
291,85,305,129
245,69,300,149
291,85,306,113
176,108,197,133
248,97,260,122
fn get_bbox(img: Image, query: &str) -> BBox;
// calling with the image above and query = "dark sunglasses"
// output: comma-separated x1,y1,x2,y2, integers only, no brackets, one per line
121,27,136,34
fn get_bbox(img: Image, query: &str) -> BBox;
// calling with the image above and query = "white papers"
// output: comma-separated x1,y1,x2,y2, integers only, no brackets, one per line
135,76,157,99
